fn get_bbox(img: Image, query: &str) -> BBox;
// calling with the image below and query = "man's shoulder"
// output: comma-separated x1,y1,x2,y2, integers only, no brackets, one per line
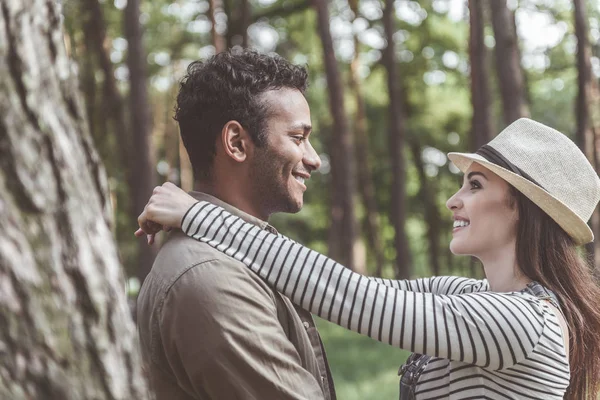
144,230,274,299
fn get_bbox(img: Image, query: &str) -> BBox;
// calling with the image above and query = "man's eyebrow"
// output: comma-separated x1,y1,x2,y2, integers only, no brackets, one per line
466,171,488,180
289,123,312,132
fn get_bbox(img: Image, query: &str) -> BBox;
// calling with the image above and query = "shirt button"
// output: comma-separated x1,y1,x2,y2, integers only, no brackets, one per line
303,322,310,329
321,376,326,384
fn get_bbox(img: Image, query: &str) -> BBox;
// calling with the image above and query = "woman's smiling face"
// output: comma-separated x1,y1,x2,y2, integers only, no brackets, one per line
446,163,519,258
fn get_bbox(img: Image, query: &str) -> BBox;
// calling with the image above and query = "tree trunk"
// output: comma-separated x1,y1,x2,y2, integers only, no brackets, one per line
223,0,249,49
573,0,600,267
489,0,529,124
0,0,147,397
125,0,157,284
81,0,136,241
209,0,226,53
313,0,357,271
348,0,384,277
383,0,412,279
408,140,441,276
468,0,493,151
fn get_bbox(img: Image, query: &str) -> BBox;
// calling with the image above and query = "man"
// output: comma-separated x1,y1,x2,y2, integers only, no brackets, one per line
136,49,336,400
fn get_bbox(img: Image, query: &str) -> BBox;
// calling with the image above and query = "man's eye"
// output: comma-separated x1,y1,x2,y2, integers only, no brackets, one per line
292,136,305,143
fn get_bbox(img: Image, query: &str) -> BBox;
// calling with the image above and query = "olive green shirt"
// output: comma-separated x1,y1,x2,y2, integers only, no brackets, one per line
137,192,335,400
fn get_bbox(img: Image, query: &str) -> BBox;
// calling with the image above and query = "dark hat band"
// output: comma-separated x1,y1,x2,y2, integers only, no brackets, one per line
476,145,544,189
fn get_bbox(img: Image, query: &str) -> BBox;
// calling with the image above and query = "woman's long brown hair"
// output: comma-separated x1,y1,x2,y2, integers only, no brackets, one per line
511,188,600,399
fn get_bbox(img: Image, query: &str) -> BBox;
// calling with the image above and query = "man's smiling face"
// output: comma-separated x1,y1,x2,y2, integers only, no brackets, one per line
249,88,321,215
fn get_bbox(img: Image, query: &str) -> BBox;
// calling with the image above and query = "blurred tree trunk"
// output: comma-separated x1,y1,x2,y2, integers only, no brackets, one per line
314,0,357,271
0,0,147,397
468,0,492,151
125,0,157,284
349,0,383,276
81,0,135,237
383,0,412,279
468,0,492,278
573,0,600,268
409,140,441,276
209,0,226,53
224,0,250,48
489,0,529,124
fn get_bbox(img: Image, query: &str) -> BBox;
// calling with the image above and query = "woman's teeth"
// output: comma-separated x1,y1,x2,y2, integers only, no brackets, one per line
453,220,470,228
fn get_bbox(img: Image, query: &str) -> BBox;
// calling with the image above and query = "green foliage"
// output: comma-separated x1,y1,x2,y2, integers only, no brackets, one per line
315,317,410,400
63,0,597,279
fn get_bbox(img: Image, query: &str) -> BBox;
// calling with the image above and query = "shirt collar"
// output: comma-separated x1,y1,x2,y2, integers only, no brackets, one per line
189,191,279,235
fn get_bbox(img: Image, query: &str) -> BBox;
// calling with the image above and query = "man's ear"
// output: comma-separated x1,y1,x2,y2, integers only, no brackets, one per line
221,121,252,163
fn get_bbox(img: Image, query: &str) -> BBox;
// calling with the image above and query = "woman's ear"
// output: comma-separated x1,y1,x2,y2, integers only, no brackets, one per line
221,121,252,163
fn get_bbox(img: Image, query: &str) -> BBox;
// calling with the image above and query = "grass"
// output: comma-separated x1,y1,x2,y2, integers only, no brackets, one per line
315,317,410,400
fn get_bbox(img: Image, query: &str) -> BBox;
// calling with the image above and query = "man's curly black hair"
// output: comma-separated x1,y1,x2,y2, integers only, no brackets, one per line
174,49,309,180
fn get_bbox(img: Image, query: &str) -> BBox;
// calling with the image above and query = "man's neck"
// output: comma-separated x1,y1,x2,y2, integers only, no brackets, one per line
194,181,270,222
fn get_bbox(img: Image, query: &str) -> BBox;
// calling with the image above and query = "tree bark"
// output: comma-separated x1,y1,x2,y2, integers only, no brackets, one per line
349,0,384,276
468,0,493,151
573,0,600,268
313,0,357,271
383,0,412,279
489,0,529,125
125,0,157,284
0,0,147,397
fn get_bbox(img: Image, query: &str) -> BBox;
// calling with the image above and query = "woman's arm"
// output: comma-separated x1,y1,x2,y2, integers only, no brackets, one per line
180,201,544,370
368,276,488,295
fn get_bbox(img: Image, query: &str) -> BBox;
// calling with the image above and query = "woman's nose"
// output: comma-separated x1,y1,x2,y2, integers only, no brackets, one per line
446,190,463,211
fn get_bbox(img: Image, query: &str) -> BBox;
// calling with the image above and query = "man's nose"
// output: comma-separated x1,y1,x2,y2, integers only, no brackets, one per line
304,141,322,171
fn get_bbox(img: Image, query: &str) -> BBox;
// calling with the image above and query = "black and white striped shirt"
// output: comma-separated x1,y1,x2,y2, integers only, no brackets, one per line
182,201,570,399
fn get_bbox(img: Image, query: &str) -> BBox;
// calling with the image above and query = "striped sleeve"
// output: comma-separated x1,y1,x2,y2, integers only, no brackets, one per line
368,276,489,295
182,202,544,370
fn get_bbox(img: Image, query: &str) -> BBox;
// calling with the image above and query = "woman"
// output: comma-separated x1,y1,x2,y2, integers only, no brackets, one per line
137,118,600,399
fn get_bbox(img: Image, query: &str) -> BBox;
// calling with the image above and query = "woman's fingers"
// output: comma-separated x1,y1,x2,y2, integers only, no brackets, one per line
136,182,198,240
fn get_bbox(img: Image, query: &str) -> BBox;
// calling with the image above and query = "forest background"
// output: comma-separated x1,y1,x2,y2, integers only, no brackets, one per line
2,0,600,398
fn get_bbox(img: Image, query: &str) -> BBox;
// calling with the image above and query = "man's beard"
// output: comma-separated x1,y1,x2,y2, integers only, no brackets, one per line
250,149,300,215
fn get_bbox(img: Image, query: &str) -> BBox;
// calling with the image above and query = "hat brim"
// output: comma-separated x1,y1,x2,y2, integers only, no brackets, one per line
448,152,593,245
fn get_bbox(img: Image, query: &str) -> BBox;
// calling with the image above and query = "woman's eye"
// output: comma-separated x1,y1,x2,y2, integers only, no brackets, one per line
469,180,481,189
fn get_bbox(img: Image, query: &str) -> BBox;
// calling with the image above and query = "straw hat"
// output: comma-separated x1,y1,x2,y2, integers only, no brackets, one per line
448,118,600,245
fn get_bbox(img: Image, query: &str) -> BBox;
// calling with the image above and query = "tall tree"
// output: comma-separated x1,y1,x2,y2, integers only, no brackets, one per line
224,0,250,48
0,0,146,397
80,0,136,239
209,0,227,52
489,0,529,124
573,0,600,268
314,0,358,271
468,0,492,151
348,0,384,276
409,140,442,276
383,0,412,279
125,0,157,283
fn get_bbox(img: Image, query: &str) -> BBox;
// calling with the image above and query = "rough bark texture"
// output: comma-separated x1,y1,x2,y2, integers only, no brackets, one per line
489,0,529,124
313,0,357,271
468,0,493,151
573,0,600,267
383,0,412,279
125,0,157,284
349,0,384,277
0,0,147,398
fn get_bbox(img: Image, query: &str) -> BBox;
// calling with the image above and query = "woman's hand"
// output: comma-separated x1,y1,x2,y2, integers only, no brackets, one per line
135,182,198,244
